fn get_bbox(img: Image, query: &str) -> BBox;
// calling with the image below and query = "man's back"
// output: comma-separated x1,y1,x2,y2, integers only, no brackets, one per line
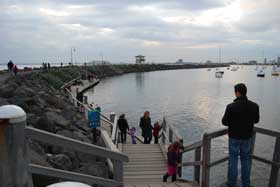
222,96,259,139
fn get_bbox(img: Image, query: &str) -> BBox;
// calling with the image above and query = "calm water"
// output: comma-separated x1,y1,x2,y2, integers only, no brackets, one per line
86,66,280,186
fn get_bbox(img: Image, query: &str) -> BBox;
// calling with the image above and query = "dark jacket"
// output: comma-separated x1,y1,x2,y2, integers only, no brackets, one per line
222,96,259,140
117,118,129,132
139,116,152,138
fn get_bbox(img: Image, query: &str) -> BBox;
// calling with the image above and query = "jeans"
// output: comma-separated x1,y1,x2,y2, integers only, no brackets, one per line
229,138,252,187
144,136,152,144
120,131,127,143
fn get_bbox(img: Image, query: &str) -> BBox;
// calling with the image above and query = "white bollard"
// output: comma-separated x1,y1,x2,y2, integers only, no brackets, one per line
0,105,30,187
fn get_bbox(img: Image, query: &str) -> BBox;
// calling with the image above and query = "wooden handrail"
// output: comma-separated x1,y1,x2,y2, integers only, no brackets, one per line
180,126,280,187
254,127,280,138
60,76,81,89
25,126,129,162
29,164,122,187
183,140,202,152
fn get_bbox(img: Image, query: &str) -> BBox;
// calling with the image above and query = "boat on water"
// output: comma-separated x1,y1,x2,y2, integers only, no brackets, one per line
257,68,265,77
207,68,211,71
271,66,279,76
231,66,238,71
215,71,224,78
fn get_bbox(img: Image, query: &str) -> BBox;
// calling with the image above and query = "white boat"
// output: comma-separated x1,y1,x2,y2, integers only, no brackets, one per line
257,68,265,77
231,66,238,71
215,71,223,78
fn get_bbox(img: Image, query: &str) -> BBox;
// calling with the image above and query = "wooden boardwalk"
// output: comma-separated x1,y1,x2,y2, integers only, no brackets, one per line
121,143,194,187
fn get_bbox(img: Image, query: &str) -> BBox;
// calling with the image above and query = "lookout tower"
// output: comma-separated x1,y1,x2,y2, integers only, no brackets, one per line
135,55,145,64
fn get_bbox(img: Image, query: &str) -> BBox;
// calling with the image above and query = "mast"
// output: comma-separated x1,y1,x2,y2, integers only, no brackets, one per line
219,46,221,63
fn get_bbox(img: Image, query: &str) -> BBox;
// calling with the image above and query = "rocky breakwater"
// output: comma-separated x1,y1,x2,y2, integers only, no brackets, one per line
0,68,108,187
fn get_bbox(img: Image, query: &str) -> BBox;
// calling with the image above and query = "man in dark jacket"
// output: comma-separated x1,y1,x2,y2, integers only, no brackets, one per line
117,114,129,143
222,83,259,187
139,111,153,144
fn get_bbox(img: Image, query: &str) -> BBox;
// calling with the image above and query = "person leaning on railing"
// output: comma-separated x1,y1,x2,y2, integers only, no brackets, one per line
222,83,259,187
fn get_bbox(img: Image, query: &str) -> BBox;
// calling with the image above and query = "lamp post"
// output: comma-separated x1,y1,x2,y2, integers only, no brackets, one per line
70,47,76,65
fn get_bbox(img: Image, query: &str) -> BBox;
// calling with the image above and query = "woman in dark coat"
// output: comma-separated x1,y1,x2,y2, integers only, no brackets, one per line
117,114,129,143
139,111,153,144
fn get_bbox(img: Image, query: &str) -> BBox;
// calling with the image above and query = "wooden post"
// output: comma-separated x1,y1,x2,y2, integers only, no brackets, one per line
194,147,201,184
110,112,116,123
178,138,184,178
162,117,166,144
83,96,88,104
249,132,256,179
0,105,31,187
269,137,280,187
169,128,173,143
113,160,123,186
201,134,211,187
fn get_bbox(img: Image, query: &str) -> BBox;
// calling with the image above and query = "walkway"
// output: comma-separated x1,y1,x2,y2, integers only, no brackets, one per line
121,144,194,187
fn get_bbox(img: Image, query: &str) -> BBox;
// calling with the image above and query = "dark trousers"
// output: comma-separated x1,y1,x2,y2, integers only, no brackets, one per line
163,172,176,182
144,136,152,144
154,136,159,144
120,131,127,143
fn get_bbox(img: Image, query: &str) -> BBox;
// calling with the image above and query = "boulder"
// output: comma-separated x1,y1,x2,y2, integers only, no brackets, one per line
34,116,56,133
46,111,70,128
47,154,72,170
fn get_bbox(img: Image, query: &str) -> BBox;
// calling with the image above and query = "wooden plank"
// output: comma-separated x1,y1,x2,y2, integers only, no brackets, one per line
101,130,119,152
147,184,164,187
254,127,280,138
269,137,280,187
209,156,229,167
113,160,123,182
124,170,166,176
201,135,211,187
25,126,129,162
194,147,201,183
183,141,202,153
29,164,121,187
204,128,228,139
124,168,166,172
111,115,118,144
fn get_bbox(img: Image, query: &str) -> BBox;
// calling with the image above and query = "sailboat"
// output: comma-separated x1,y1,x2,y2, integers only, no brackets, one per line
215,47,224,78
257,67,265,77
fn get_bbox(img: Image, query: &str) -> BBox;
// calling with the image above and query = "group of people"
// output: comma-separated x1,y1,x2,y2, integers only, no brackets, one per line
117,111,162,144
117,83,259,186
7,60,18,76
42,62,51,71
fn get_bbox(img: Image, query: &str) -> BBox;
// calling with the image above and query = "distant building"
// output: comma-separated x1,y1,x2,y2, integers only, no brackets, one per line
278,57,280,64
248,60,257,64
264,58,267,64
176,59,183,64
205,60,213,64
135,55,145,64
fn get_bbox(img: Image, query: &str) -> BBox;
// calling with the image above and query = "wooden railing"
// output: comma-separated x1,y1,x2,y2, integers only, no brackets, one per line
180,127,280,187
25,126,128,186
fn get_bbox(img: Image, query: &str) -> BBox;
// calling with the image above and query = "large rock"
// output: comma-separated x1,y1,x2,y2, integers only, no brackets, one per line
46,111,70,128
77,162,108,178
47,154,72,170
34,116,56,133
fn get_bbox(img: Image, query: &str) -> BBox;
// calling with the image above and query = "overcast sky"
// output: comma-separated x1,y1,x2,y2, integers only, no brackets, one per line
0,0,279,64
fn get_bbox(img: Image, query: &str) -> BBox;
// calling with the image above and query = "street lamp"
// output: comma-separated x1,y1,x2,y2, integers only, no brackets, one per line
70,47,76,65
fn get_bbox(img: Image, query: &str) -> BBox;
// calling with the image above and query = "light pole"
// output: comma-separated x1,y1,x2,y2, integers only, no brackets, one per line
70,47,76,65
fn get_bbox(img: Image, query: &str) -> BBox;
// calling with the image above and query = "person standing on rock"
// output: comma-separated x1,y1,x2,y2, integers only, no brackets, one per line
117,114,129,143
13,64,18,76
139,111,153,144
7,60,14,73
222,83,259,187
